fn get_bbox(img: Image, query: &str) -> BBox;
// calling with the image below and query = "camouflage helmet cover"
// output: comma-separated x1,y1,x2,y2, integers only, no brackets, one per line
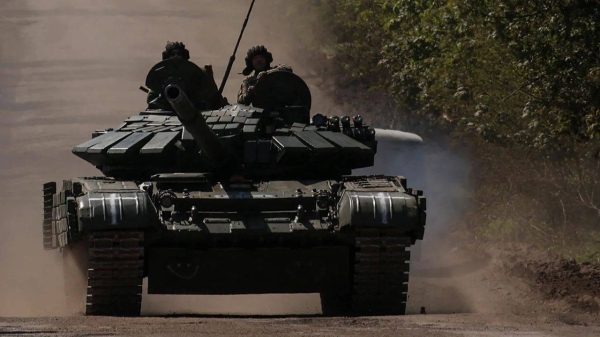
242,45,273,76
162,41,190,60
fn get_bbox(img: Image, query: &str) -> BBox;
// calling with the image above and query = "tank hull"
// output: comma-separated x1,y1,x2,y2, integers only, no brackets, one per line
45,174,425,316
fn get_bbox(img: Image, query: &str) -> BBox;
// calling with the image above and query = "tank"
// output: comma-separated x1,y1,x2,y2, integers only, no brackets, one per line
43,58,427,316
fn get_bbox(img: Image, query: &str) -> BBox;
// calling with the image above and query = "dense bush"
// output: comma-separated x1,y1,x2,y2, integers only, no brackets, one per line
310,0,600,151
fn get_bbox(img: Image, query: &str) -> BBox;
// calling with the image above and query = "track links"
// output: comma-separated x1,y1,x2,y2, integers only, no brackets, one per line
86,231,145,316
42,182,56,250
353,228,411,315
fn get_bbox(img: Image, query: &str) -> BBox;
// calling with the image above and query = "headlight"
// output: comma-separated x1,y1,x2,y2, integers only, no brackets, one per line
158,190,177,208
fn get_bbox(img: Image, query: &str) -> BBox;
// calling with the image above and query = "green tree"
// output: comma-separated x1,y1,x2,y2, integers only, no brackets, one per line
310,0,600,150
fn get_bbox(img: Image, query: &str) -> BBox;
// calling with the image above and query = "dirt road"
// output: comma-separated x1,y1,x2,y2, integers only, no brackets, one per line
1,313,598,337
0,1,598,336
1,246,599,337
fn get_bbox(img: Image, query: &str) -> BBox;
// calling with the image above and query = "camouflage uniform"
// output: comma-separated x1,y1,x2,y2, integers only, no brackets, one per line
237,64,293,105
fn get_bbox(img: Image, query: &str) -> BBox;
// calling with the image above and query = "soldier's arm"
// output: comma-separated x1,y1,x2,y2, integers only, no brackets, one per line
146,89,163,109
147,89,159,104
237,78,254,105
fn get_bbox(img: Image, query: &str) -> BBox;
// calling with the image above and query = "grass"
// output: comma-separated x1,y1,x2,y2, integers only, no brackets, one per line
478,218,600,264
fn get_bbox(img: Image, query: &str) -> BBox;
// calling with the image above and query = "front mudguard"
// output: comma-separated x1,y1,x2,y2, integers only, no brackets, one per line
77,190,158,232
336,188,426,242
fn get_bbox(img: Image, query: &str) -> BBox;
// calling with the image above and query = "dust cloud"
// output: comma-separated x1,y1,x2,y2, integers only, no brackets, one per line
356,132,491,315
0,0,484,318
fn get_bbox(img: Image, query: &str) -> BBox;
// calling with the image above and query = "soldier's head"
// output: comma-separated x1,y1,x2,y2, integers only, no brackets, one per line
162,41,190,60
243,45,273,76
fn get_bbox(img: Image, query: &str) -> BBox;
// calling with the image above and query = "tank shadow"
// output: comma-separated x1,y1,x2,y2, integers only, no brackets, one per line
406,282,475,314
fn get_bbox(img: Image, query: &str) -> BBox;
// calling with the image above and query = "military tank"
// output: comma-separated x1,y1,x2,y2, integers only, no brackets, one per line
43,57,427,316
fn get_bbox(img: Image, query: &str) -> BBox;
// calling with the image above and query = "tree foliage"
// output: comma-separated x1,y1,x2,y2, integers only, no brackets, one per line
311,0,600,151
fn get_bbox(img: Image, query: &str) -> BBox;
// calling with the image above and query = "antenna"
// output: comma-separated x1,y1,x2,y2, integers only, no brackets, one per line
218,0,257,95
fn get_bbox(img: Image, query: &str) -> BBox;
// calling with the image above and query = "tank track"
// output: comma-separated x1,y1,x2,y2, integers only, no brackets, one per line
42,182,56,250
352,228,411,315
85,231,145,316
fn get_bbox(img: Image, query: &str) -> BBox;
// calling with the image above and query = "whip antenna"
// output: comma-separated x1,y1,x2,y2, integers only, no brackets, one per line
218,0,257,95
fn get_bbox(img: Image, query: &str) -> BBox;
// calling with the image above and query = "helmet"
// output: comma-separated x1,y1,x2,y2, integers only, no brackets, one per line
162,41,190,60
242,45,273,76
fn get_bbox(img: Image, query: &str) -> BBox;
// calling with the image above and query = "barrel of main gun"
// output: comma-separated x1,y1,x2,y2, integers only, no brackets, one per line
164,84,228,168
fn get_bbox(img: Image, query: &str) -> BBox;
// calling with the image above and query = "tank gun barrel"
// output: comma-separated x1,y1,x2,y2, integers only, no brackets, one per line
165,84,228,168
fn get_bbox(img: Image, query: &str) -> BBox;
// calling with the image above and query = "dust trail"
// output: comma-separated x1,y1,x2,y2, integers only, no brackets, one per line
355,130,483,314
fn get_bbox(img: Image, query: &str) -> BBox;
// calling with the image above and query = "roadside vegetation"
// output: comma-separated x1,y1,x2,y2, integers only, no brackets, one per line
277,0,600,262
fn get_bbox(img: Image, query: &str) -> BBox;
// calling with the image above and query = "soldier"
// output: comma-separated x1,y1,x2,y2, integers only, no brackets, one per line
147,41,189,107
147,41,223,110
237,45,292,105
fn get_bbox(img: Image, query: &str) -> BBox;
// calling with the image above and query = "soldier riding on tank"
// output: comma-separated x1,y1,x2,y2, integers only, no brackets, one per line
146,41,224,111
237,45,293,105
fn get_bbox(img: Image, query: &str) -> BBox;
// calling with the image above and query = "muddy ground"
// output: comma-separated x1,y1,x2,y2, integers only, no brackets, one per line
0,1,599,336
